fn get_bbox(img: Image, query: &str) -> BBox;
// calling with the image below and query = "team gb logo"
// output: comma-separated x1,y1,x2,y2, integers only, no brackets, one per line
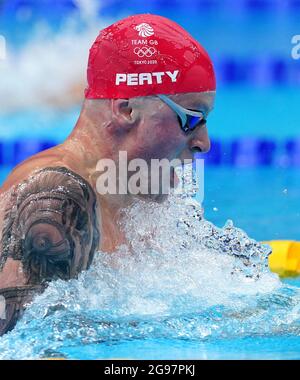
134,23,154,37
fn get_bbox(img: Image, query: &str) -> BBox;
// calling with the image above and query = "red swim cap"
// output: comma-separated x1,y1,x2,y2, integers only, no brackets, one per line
85,14,216,99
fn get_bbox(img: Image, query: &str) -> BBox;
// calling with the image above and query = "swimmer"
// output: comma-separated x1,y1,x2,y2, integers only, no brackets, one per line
0,14,215,335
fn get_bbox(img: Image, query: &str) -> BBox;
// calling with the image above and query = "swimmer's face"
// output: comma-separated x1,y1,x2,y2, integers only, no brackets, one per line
122,91,215,200
123,92,214,160
89,92,215,201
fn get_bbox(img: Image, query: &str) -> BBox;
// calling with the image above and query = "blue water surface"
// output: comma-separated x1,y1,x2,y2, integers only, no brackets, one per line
0,2,300,359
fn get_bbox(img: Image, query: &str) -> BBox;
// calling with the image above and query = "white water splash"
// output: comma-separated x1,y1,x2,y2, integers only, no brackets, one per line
1,188,299,359
0,1,112,111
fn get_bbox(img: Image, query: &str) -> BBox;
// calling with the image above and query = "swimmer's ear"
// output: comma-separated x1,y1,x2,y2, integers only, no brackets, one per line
110,99,139,130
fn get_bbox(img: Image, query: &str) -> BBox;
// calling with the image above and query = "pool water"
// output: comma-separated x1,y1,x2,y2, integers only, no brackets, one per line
0,0,300,360
0,192,299,360
203,167,300,242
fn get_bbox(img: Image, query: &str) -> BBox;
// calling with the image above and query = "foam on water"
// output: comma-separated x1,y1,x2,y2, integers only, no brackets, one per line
0,178,299,358
0,0,111,111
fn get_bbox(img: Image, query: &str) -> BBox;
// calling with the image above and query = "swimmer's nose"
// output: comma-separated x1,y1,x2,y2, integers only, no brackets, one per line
188,125,211,154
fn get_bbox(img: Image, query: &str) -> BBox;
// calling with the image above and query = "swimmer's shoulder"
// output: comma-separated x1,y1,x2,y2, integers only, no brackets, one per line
0,152,101,284
0,144,86,194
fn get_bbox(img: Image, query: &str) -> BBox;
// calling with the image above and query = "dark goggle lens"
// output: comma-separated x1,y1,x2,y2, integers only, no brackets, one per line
177,116,188,133
186,115,206,131
187,115,202,130
177,115,206,133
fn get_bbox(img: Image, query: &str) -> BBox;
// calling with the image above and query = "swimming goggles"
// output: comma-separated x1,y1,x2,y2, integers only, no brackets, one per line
157,94,207,133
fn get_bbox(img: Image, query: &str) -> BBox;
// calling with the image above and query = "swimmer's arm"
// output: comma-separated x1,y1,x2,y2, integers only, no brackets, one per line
0,167,100,286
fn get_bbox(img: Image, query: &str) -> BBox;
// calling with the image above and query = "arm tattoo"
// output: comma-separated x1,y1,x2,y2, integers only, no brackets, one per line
0,167,100,285
0,286,42,336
